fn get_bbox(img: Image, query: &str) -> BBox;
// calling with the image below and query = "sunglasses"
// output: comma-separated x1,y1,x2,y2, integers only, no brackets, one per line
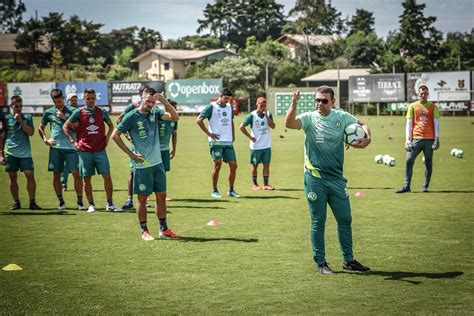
315,98,329,104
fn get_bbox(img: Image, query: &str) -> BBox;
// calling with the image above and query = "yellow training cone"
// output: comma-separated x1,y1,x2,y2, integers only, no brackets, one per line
2,264,23,271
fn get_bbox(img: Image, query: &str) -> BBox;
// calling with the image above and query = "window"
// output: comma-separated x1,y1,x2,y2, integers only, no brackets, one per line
164,62,170,71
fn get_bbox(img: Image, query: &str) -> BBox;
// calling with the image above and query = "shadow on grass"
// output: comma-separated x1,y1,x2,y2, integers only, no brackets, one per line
340,270,463,285
168,205,226,210
170,198,231,203
173,236,258,243
239,195,298,200
277,188,304,192
0,210,75,216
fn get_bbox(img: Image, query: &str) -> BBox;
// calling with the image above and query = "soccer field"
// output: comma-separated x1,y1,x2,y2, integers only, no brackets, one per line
1,115,473,314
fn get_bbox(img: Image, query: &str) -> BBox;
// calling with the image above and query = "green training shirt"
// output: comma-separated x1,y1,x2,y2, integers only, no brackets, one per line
117,107,166,169
41,105,76,150
297,109,358,180
4,113,34,158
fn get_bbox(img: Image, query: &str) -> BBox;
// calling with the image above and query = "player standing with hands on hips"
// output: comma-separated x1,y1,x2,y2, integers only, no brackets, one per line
396,85,440,193
285,86,372,275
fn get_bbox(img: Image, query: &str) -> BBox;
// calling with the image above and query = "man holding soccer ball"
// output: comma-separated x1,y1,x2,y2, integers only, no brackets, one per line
285,85,372,275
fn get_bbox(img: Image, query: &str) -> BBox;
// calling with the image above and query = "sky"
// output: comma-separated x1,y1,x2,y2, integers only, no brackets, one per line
21,0,473,39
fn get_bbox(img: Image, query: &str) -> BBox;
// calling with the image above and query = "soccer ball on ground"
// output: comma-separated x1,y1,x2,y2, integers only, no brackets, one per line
451,148,458,156
374,154,383,164
344,123,366,146
455,149,464,159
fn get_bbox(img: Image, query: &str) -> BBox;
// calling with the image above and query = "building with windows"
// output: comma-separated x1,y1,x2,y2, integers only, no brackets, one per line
131,49,236,81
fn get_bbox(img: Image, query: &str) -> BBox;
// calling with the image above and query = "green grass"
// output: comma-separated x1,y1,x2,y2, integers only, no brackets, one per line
1,115,473,314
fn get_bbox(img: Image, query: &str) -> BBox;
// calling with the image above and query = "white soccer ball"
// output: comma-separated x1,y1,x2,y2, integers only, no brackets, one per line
451,148,458,156
344,123,366,146
455,149,464,158
388,157,396,167
382,154,391,165
374,154,383,164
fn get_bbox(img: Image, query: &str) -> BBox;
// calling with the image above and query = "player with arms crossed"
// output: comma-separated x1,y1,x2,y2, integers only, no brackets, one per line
112,88,181,240
285,86,371,275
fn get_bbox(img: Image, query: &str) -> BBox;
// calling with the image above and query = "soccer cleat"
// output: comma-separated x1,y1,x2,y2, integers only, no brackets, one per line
317,262,336,275
29,203,42,210
58,203,67,210
395,186,411,193
77,203,86,210
227,190,240,198
211,191,222,198
62,184,67,191
141,231,155,241
252,184,260,190
10,201,21,210
422,186,429,193
106,204,123,212
87,205,96,213
263,185,275,190
122,200,133,209
343,260,371,272
159,229,182,239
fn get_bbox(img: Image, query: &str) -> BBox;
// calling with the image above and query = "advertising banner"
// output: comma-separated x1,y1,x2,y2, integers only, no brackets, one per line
349,74,405,103
110,80,164,112
57,81,109,106
407,71,470,102
0,81,5,106
7,82,55,105
165,79,222,106
388,101,468,112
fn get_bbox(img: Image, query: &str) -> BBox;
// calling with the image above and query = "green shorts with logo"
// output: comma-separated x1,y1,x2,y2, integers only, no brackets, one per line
78,150,110,177
161,150,170,172
5,155,34,172
133,163,166,196
210,145,236,162
48,147,79,173
250,148,271,165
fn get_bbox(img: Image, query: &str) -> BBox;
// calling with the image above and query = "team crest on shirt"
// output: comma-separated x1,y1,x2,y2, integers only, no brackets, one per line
336,121,341,128
222,112,227,117
261,121,265,126
139,184,146,191
307,192,317,201
89,117,95,123
49,163,54,169
170,122,175,127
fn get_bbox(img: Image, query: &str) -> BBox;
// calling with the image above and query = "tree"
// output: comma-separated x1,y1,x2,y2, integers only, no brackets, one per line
42,12,65,57
440,30,474,70
344,31,383,67
241,36,288,90
347,9,375,36
51,49,63,79
15,17,45,65
284,0,346,67
197,0,285,49
0,0,26,33
273,59,306,87
136,27,161,55
377,0,443,72
199,56,260,94
167,35,222,50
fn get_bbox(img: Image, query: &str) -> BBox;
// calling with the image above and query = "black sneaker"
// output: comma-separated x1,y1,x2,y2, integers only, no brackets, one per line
317,262,336,275
422,186,429,193
343,260,371,272
11,201,21,210
29,203,43,210
395,186,411,193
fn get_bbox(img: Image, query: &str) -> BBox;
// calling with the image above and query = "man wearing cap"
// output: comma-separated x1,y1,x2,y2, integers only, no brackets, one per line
196,87,240,198
39,88,84,210
396,84,440,193
239,97,275,190
60,92,79,191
